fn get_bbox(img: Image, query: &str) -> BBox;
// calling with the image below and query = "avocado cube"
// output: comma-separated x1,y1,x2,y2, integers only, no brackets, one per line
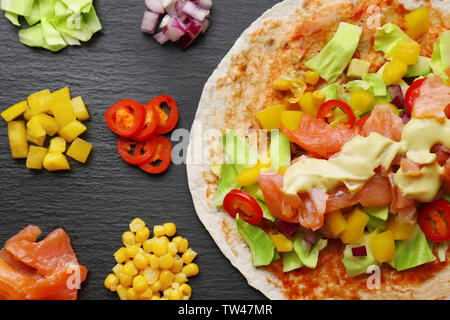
347,59,371,79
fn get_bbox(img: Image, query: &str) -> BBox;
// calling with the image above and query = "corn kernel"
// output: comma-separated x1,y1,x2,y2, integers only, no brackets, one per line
180,283,192,300
153,236,169,256
122,231,136,247
163,223,177,237
148,254,160,269
139,288,154,300
104,273,119,291
125,245,140,259
305,71,320,85
168,242,178,256
182,263,199,277
349,90,374,116
123,261,138,277
130,218,146,232
143,267,160,285
112,264,123,276
114,247,128,264
142,238,154,253
132,275,148,293
169,289,183,300
171,256,184,274
151,280,163,292
116,285,128,300
126,287,139,300
151,292,161,300
153,225,166,237
133,252,149,270
390,39,420,65
182,248,198,264
135,227,150,243
159,253,175,270
273,78,291,91
171,282,180,290
172,236,189,253
299,92,319,117
118,273,133,287
159,270,175,287
174,272,188,284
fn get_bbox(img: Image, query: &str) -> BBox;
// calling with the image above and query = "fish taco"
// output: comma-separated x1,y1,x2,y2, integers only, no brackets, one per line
187,0,450,299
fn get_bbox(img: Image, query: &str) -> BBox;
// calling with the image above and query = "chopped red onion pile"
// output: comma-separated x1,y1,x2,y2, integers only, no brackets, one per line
141,0,212,49
387,85,405,109
351,245,368,257
276,220,299,238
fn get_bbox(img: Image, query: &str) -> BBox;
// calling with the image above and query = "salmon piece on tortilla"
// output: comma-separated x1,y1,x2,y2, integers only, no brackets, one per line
361,104,404,142
412,76,450,123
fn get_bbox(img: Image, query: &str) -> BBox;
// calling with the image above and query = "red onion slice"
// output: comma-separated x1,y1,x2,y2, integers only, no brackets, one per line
160,14,171,28
141,11,159,35
303,231,319,245
193,0,213,10
145,0,165,14
387,84,405,109
153,31,170,44
401,111,411,124
276,220,299,238
162,0,178,16
201,18,209,34
182,1,210,21
351,245,368,257
164,17,186,42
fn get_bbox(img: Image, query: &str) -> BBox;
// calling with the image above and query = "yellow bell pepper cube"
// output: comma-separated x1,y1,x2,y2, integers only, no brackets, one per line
50,87,77,128
281,110,303,130
26,146,48,170
273,79,291,91
43,152,70,171
349,90,373,116
66,138,92,164
27,89,52,115
30,114,59,136
269,233,293,252
26,116,46,138
369,230,395,263
340,208,369,244
71,96,90,122
58,120,87,142
383,59,408,86
23,106,33,121
26,129,46,147
7,121,28,159
235,161,270,187
386,215,416,240
405,7,429,40
256,104,286,130
389,39,420,65
1,100,28,122
325,211,348,236
49,136,66,153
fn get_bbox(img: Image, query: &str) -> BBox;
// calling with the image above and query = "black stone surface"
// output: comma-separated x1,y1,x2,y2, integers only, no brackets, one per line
0,0,281,300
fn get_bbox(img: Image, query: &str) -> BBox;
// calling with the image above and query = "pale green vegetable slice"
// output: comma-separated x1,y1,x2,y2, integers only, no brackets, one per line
364,206,389,221
342,232,379,277
320,83,339,101
362,73,387,97
437,241,448,262
4,11,19,26
54,0,68,16
1,0,34,16
282,251,303,272
431,31,450,82
60,31,80,45
83,4,100,33
406,56,431,78
305,22,362,83
19,23,66,52
41,16,66,46
213,164,238,207
53,14,93,41
269,130,290,173
256,199,275,222
236,215,275,267
39,0,56,17
24,0,41,26
374,23,411,57
293,233,327,269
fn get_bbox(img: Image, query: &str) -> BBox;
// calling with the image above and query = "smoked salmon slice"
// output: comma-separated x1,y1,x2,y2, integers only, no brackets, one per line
412,76,450,123
361,104,404,142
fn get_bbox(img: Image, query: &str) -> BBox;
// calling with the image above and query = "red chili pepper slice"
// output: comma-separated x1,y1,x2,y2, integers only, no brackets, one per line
355,114,371,134
418,198,450,243
133,103,160,142
405,78,426,114
105,99,145,138
117,136,158,166
316,100,357,128
223,189,263,225
147,95,179,135
139,135,173,174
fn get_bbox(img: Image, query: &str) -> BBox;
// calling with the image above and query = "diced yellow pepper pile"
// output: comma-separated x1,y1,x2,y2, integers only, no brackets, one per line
104,218,199,300
1,87,92,171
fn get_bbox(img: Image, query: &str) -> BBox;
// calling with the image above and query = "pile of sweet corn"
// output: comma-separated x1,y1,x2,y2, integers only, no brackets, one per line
104,218,199,300
1,87,92,171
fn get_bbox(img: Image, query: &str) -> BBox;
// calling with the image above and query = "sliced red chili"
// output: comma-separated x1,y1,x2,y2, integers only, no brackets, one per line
405,78,426,114
133,103,160,141
355,114,371,134
223,189,263,225
147,95,179,135
418,198,450,242
317,100,357,128
117,136,158,166
139,135,172,174
105,99,145,138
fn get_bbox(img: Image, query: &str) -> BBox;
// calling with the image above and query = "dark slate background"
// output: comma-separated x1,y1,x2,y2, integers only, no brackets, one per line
0,0,281,300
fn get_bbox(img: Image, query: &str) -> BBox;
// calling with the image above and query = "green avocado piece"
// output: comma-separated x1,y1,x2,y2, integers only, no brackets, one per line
342,232,379,277
431,31,450,82
282,251,303,272
405,56,432,77
320,83,339,101
305,22,362,83
293,233,327,269
347,59,371,79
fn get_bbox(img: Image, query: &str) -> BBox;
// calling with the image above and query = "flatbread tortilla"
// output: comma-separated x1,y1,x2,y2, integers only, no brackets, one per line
187,0,450,299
